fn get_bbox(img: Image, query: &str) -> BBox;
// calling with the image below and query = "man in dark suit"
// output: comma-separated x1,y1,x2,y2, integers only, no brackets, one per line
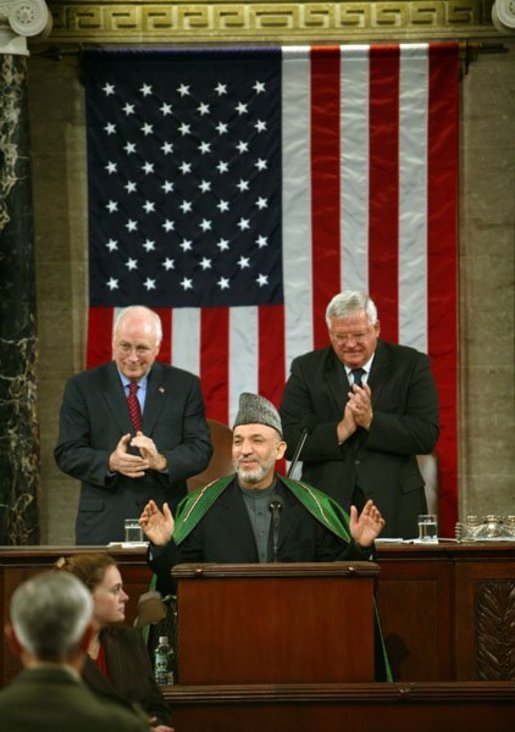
0,571,147,732
280,291,439,539
139,392,385,597
55,305,212,544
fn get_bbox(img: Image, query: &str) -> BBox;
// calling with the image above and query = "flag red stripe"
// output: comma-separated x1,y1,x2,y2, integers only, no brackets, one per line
154,308,172,364
427,43,459,536
200,308,229,423
368,46,400,342
86,307,114,369
258,304,286,408
310,46,341,349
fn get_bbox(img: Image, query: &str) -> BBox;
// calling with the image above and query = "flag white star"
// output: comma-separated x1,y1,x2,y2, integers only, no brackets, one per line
217,200,229,213
104,122,116,135
256,235,268,248
255,197,268,210
143,201,155,213
140,83,153,96
141,123,154,136
217,161,229,174
236,179,249,192
216,121,228,135
256,273,268,286
124,142,136,155
107,277,119,289
255,158,268,171
106,201,118,212
177,84,190,96
179,200,193,213
255,120,267,132
214,82,227,95
125,258,138,270
103,82,115,96
162,258,175,270
218,277,230,290
105,161,117,174
197,102,210,115
199,257,212,270
237,218,250,231
162,220,175,232
238,256,250,269
125,219,138,232
198,141,211,155
160,102,173,116
236,141,249,153
179,123,191,136
179,161,192,174
162,180,174,193
217,238,230,251
253,81,266,93
180,239,193,252
181,277,193,290
122,103,135,115
198,180,211,193
106,239,118,252
235,102,248,115
143,239,156,252
199,219,212,232
142,162,155,174
144,277,156,290
161,142,174,155
125,181,137,193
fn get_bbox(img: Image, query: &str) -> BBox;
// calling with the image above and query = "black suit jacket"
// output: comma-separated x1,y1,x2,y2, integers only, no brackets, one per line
82,625,171,726
54,360,212,543
280,340,440,538
0,666,147,732
149,477,372,596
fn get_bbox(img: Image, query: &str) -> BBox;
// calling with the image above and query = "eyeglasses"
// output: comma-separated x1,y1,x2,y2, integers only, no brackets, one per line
115,342,153,356
329,331,371,344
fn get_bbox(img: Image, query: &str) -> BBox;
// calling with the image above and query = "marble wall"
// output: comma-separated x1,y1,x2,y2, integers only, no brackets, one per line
27,42,515,544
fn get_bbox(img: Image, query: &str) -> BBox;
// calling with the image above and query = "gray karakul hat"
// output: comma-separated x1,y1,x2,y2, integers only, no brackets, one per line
233,392,283,437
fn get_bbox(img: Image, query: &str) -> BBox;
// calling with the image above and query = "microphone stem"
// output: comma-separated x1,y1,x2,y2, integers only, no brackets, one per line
287,428,309,479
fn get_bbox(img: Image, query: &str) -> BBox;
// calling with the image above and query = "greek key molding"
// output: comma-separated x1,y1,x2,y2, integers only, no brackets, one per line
43,0,498,43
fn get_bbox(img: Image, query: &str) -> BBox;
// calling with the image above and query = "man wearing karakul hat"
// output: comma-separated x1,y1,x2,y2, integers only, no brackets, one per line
140,392,390,679
140,391,385,588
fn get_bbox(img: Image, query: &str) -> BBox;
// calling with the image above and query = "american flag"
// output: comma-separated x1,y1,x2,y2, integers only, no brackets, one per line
83,44,459,535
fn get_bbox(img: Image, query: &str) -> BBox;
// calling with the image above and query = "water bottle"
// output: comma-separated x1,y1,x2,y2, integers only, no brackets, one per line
154,635,174,685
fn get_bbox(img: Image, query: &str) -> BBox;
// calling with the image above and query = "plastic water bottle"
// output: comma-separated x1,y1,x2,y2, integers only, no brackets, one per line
154,635,174,685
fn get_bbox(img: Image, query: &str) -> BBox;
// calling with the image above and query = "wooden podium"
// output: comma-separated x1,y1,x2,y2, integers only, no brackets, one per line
172,561,379,684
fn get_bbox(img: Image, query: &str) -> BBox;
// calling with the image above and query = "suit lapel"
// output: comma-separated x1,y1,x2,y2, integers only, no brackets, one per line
217,482,259,560
367,340,391,407
324,347,349,413
100,362,133,434
142,362,168,435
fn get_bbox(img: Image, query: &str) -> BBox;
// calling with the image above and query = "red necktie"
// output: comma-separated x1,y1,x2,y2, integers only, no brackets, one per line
127,382,142,433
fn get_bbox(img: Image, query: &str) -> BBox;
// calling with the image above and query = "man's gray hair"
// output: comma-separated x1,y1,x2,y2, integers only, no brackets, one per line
325,291,378,327
10,571,93,660
113,305,163,345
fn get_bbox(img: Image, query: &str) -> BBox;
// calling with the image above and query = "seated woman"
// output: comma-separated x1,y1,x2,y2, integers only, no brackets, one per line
56,553,173,732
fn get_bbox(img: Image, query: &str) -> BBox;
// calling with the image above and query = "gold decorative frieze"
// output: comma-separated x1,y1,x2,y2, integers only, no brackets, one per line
42,0,498,43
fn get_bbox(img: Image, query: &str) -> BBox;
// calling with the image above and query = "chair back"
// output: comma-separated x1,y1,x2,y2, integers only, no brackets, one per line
187,419,233,492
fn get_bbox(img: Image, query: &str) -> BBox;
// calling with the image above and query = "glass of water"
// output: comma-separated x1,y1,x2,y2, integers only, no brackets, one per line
124,518,143,543
417,514,438,543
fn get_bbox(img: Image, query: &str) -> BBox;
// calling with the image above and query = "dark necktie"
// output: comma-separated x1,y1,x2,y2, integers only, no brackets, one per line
127,382,142,432
350,368,365,388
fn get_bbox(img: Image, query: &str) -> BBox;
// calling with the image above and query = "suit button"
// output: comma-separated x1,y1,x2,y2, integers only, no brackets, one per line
354,459,361,465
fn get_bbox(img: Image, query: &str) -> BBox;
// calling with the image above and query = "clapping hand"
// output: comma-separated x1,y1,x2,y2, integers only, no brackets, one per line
349,499,385,548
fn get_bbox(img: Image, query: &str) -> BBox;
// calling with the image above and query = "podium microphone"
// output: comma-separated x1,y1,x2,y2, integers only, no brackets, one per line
287,415,316,479
268,495,283,563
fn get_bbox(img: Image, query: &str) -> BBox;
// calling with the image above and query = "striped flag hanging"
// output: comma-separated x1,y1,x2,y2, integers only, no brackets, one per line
83,44,459,535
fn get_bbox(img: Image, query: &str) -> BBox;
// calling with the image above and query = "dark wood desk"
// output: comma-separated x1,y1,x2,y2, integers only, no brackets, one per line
1,542,514,685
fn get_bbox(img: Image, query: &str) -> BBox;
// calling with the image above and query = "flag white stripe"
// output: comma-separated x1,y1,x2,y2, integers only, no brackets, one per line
340,46,370,292
398,44,429,352
229,306,258,424
171,308,200,376
282,47,314,373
